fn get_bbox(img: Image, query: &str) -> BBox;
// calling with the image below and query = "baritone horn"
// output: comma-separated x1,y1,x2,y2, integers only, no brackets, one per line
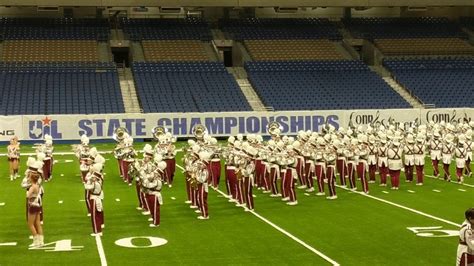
152,125,167,140
113,127,129,142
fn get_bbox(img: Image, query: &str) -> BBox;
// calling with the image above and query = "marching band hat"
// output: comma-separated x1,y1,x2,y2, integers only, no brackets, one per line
91,163,103,173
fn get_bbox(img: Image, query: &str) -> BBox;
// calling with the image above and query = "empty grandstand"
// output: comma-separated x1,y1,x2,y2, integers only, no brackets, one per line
133,62,251,113
246,60,411,110
384,58,474,108
0,62,124,115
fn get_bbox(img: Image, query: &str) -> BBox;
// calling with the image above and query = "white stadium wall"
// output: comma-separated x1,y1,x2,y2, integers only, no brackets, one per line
1,108,472,141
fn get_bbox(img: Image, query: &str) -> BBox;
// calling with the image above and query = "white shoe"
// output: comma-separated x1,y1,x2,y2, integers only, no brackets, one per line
87,213,91,217
142,211,150,215
316,192,325,196
149,224,159,227
128,183,132,186
38,235,44,246
148,218,153,221
339,185,347,188
195,210,201,213
136,207,143,210
281,197,290,202
168,184,172,188
40,221,43,225
29,235,33,240
262,190,271,194
416,183,423,186
190,205,198,209
379,183,387,187
228,199,237,203
197,216,209,220
326,196,338,200
184,200,192,204
29,235,38,248
90,232,103,237
297,185,307,189
305,188,315,192
368,181,375,184
270,193,281,198
244,207,250,212
350,187,357,191
287,201,298,206
236,203,245,207
101,224,105,229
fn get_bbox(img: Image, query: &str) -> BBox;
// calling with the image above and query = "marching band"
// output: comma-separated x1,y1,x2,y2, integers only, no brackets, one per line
6,118,474,248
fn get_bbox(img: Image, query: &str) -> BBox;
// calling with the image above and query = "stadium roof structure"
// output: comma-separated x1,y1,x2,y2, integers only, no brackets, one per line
0,0,473,7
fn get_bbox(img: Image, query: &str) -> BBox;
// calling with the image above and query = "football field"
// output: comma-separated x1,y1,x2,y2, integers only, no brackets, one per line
0,142,473,265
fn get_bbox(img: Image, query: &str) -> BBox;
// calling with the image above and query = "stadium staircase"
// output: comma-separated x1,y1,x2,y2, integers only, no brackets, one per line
202,42,219,61
98,42,111,62
118,67,142,113
369,65,423,108
131,42,145,61
227,67,268,111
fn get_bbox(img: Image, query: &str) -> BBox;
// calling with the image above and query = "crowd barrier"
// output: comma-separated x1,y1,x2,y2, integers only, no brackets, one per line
0,108,472,141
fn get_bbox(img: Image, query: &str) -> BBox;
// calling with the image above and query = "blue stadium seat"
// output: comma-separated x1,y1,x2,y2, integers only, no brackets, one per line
245,60,411,110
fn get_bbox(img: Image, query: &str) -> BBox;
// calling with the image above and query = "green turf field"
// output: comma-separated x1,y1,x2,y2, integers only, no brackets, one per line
0,142,473,265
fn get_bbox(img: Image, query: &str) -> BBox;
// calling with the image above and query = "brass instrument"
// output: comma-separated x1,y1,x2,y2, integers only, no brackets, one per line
113,127,129,142
192,124,208,141
267,121,282,138
152,126,167,140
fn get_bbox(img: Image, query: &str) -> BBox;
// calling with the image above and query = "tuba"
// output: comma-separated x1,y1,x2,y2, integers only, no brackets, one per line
151,126,167,140
192,124,208,141
113,127,128,142
267,121,282,138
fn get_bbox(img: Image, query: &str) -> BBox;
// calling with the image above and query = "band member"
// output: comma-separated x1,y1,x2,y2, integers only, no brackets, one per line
196,152,210,219
139,145,156,215
302,138,316,193
84,163,104,236
324,142,338,200
39,135,54,182
377,133,389,186
113,127,128,180
413,134,426,185
143,161,165,227
442,133,455,181
403,134,415,183
429,131,442,177
335,136,348,187
456,208,474,266
387,133,403,190
27,171,44,247
267,140,281,198
7,136,20,181
121,136,136,186
75,135,91,182
314,137,326,196
345,138,359,191
163,132,177,187
367,135,377,184
243,147,257,210
465,130,473,177
185,145,201,208
208,137,221,189
356,135,369,194
455,135,467,183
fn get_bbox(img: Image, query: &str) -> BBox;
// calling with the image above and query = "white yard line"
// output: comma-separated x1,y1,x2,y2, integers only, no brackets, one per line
458,189,466,192
426,174,474,188
432,189,441,193
95,235,107,266
336,185,461,228
407,190,415,193
176,163,340,266
382,191,389,194
0,242,17,246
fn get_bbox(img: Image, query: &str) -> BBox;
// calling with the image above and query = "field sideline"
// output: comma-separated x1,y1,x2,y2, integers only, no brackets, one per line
0,142,473,265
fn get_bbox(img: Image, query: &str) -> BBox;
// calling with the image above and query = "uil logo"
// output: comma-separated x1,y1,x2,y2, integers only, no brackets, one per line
28,117,63,139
